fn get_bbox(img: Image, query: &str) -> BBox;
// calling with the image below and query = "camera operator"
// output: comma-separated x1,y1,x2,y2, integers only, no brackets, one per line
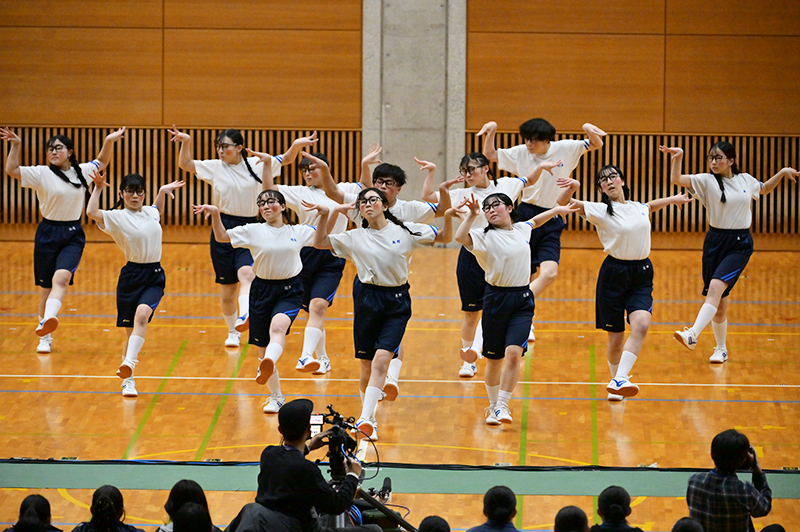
255,398,381,532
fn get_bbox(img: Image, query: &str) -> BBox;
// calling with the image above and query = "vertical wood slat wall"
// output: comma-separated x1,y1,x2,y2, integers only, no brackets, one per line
1,128,362,226
466,133,800,234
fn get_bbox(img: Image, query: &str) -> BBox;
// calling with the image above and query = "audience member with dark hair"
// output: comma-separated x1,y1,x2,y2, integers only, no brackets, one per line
670,517,703,532
157,480,221,532
590,486,642,531
554,506,589,532
71,485,144,532
171,503,212,532
2,494,61,532
419,516,450,532
466,486,519,532
687,428,783,532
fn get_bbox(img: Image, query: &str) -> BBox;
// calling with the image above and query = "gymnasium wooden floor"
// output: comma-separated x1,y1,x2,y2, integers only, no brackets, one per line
1,226,798,531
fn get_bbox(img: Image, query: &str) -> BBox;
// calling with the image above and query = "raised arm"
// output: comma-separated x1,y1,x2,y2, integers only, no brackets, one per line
169,126,196,174
582,123,606,152
154,180,185,213
524,160,563,187
415,157,442,211
245,149,278,191
530,202,580,229
192,204,229,242
86,171,109,227
280,131,318,166
477,121,498,162
302,202,334,250
1,127,22,179
360,143,381,188
646,192,692,214
658,146,693,189
760,167,798,196
434,175,465,218
555,177,586,217
454,196,479,250
95,127,126,170
432,207,456,244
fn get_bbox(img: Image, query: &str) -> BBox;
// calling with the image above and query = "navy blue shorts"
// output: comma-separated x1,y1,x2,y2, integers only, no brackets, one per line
116,262,165,328
456,246,486,312
248,276,304,347
210,213,256,285
703,227,753,298
595,256,653,333
352,278,410,360
516,202,565,274
298,246,346,310
482,285,534,359
34,219,85,288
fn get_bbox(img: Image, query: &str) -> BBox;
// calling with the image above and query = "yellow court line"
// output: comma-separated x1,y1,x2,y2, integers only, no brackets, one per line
57,488,163,524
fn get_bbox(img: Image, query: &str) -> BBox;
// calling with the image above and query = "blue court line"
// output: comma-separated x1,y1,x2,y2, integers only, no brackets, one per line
0,389,798,405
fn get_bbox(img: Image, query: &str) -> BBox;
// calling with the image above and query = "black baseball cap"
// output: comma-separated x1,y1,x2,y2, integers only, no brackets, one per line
278,398,314,439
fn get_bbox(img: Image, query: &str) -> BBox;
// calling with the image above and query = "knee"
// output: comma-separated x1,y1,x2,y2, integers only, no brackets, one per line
463,312,480,327
238,267,255,283
309,299,328,317
52,270,71,287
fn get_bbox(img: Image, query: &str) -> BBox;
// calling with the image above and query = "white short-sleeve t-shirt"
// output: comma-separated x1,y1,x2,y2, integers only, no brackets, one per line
100,206,163,263
278,182,362,234
582,200,651,261
343,195,437,225
19,161,100,220
440,177,528,231
498,139,589,207
228,223,316,280
329,222,437,286
687,173,762,229
469,222,534,287
194,155,282,217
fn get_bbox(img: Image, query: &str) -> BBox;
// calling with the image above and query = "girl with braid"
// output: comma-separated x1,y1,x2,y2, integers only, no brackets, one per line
169,126,315,349
306,187,455,440
72,485,143,532
1,127,125,354
660,143,798,363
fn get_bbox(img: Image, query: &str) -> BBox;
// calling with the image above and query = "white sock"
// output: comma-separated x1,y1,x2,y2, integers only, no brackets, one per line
125,335,145,367
264,343,284,363
43,299,62,320
485,384,500,405
301,327,324,358
616,351,637,378
238,295,249,318
387,358,402,381
712,319,728,349
497,389,513,407
608,360,619,378
223,313,237,333
690,303,718,337
360,386,382,420
267,369,282,396
471,319,483,352
461,338,472,349
316,329,328,358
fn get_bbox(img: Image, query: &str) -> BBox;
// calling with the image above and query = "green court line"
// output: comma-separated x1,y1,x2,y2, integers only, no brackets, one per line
194,345,248,461
589,345,599,466
515,353,533,529
122,341,187,459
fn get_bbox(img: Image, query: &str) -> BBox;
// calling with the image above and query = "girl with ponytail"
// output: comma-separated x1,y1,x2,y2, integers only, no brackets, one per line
1,126,125,355
72,485,143,532
168,126,315,350
660,143,798,363
590,486,643,532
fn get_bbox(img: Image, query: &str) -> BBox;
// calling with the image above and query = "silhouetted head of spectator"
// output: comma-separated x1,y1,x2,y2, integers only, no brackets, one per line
419,515,450,532
671,516,704,532
554,506,589,532
173,502,212,532
711,429,750,473
482,486,517,523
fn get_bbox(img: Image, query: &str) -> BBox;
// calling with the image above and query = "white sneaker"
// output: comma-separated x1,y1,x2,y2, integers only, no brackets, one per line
458,361,477,378
460,347,479,364
295,355,321,373
674,327,697,350
709,347,728,363
607,375,639,397
262,394,285,414
121,378,138,397
485,404,501,426
313,356,331,375
607,392,625,402
116,359,136,380
353,417,375,439
234,313,249,333
224,331,241,348
37,335,52,354
256,358,274,385
383,375,399,401
378,389,387,402
35,316,59,337
528,323,536,342
493,403,513,424
365,418,379,441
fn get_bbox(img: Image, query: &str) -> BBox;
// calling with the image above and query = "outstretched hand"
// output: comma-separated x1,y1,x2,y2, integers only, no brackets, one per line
293,131,319,149
160,180,185,198
362,143,382,165
168,125,191,143
105,127,126,143
414,157,436,173
539,159,563,175
192,204,219,219
0,127,21,144
300,151,330,171
245,148,273,166
477,121,497,136
301,200,330,216
658,145,683,158
557,177,579,189
780,167,799,183
89,170,110,189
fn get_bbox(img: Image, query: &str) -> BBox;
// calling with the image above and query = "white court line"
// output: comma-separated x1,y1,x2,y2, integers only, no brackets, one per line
0,374,798,388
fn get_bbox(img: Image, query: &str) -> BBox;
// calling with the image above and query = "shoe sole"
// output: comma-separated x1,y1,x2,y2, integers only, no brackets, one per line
355,423,374,439
607,393,625,402
122,390,138,398
312,366,330,375
224,340,240,348
256,358,274,385
497,416,513,424
36,317,58,337
262,405,281,414
607,384,639,397
383,381,399,401
459,371,476,378
37,345,52,354
296,360,321,373
485,418,501,426
709,356,728,364
234,318,249,333
460,348,478,363
117,363,133,380
673,331,696,350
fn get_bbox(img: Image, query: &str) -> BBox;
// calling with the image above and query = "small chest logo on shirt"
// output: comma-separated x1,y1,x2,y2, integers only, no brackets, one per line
290,238,297,242
392,239,401,245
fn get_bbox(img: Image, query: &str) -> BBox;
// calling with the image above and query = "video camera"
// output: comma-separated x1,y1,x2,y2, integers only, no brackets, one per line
311,404,358,482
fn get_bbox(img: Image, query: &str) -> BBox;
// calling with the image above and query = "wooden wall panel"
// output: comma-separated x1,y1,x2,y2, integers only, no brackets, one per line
466,33,664,133
665,36,800,134
468,0,665,34
0,0,162,28
667,0,800,36
164,0,361,30
163,29,361,129
0,28,163,126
